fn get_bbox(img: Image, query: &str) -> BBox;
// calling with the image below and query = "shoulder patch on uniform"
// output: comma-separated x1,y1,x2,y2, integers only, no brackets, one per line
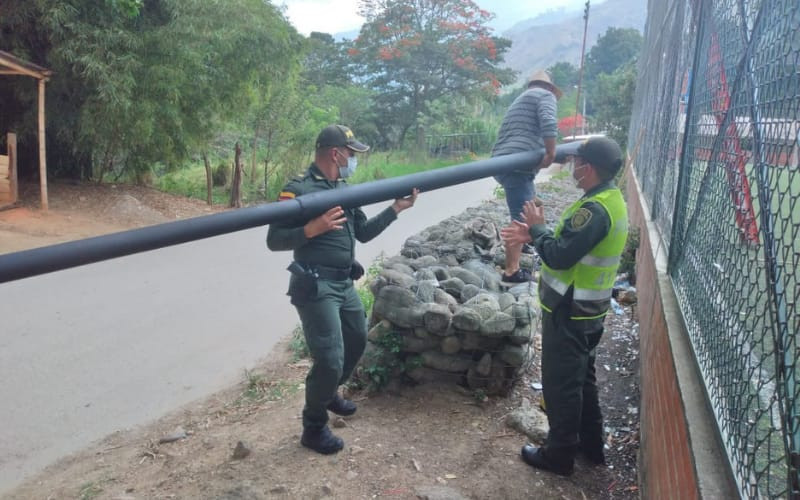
277,191,296,201
571,207,593,230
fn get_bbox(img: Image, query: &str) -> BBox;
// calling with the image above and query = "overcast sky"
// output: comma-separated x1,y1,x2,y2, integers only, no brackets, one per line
279,0,598,37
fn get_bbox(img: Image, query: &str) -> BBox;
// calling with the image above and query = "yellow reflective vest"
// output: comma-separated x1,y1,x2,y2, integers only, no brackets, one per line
539,187,628,321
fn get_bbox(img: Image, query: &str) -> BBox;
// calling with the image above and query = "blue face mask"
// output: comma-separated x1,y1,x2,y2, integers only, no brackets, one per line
338,155,358,179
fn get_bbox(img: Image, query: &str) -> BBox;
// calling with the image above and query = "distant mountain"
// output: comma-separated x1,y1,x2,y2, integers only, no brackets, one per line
501,0,647,85
504,6,581,36
483,1,589,33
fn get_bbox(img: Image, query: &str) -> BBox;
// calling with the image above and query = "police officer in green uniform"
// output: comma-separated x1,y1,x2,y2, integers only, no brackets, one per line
267,125,418,455
501,136,628,475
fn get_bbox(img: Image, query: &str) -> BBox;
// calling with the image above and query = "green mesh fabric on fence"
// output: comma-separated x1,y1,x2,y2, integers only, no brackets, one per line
630,0,800,497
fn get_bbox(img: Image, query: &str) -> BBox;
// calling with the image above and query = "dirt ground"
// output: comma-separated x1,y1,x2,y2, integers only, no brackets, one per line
1,181,640,500
0,181,224,254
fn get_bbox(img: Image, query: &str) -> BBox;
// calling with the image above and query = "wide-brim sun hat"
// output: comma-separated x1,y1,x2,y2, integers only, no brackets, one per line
528,70,563,99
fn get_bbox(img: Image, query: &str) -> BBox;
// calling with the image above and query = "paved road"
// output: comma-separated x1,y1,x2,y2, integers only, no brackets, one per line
0,176,502,493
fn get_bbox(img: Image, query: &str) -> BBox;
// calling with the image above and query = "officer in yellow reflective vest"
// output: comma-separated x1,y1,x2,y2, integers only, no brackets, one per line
501,136,628,476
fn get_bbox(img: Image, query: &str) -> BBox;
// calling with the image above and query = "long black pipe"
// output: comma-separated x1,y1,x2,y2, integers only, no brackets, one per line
0,142,581,283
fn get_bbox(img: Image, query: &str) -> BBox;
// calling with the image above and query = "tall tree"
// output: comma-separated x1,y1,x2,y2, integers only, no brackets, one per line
547,61,579,90
247,67,326,199
312,85,380,146
0,0,147,178
116,0,302,179
588,62,637,148
584,27,643,84
349,0,514,148
303,32,353,89
300,30,383,148
1,0,302,181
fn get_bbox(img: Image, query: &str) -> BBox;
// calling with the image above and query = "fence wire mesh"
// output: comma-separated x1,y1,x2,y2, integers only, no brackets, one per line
630,0,800,497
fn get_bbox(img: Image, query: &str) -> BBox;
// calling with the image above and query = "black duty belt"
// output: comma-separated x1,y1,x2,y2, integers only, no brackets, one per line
304,262,352,281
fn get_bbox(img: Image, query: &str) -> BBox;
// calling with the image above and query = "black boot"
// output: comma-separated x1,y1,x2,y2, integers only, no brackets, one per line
520,445,574,476
578,442,606,465
327,394,357,416
301,425,344,454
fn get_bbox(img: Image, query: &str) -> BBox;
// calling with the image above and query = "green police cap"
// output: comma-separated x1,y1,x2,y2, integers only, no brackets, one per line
577,136,623,175
315,125,370,152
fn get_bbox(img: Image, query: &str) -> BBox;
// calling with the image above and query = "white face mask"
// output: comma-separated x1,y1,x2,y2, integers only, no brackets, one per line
570,159,588,187
338,154,358,179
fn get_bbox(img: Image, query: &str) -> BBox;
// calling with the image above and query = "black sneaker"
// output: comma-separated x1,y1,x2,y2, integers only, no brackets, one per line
327,394,357,416
501,268,533,285
301,425,344,455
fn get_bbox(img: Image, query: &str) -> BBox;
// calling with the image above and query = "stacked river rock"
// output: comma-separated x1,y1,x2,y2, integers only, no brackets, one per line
365,200,540,395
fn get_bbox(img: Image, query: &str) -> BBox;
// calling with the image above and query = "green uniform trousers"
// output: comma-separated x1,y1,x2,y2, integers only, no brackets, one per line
541,301,605,459
295,278,367,430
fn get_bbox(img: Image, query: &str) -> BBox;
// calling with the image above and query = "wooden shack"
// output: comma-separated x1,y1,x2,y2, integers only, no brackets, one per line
0,133,17,209
0,50,52,210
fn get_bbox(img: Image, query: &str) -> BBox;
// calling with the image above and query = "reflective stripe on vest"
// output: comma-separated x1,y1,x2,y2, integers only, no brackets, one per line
539,187,628,320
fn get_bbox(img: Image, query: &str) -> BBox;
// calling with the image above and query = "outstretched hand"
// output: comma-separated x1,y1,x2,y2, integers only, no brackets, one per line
392,188,419,213
304,205,347,238
500,220,533,246
521,200,545,226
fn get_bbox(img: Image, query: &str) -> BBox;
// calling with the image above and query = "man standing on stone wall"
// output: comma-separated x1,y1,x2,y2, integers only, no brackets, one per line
492,69,562,286
501,136,629,475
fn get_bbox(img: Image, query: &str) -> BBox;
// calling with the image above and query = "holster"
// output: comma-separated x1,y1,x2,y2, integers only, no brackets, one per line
286,261,318,307
349,260,365,281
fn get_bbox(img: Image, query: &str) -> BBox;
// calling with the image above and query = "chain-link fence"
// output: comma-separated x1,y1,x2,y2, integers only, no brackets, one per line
629,0,800,497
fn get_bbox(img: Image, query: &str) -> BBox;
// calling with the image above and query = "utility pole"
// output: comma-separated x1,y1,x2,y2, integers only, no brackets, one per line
573,1,590,139
582,93,587,135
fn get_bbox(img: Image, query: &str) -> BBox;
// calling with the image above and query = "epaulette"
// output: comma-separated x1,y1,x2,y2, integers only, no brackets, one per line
277,173,314,201
276,177,299,201
277,190,296,201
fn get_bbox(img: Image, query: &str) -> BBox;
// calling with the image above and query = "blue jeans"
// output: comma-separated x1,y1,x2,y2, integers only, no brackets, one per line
495,172,535,222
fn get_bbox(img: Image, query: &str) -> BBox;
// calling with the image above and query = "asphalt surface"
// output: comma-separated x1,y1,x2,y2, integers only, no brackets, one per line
0,175,502,494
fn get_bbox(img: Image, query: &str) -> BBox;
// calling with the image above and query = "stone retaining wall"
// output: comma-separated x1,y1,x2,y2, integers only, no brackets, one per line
364,200,540,394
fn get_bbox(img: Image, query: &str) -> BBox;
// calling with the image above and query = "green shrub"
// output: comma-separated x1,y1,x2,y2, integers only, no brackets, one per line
355,256,384,314
213,162,229,186
493,184,506,199
288,325,310,361
619,226,640,284
350,327,423,393
79,482,103,500
359,329,405,391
